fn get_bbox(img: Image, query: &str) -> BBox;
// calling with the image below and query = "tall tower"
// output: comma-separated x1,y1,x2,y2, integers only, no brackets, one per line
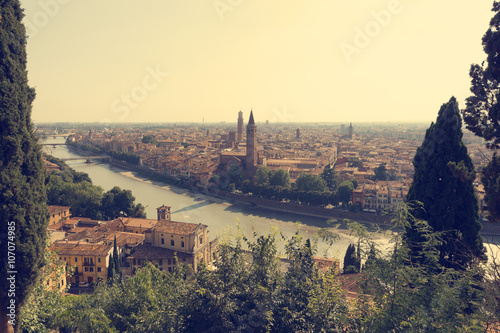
246,110,257,177
296,128,300,139
348,123,353,139
237,111,243,142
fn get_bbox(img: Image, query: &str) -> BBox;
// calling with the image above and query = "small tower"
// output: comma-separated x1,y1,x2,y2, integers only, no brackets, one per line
296,128,300,139
237,111,244,142
157,205,171,221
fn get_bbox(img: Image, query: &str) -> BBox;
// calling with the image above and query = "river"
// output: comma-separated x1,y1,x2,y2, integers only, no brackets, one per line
41,137,499,263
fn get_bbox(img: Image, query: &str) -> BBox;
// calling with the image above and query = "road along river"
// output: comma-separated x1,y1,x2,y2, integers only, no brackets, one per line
42,137,498,262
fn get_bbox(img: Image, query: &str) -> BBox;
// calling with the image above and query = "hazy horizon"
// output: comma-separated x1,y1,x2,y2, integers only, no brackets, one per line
23,1,494,124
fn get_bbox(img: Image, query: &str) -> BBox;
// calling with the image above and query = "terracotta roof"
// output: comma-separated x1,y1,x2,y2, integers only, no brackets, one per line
66,229,144,247
48,206,70,214
128,244,192,260
97,219,125,232
152,220,205,235
50,242,113,257
120,217,158,229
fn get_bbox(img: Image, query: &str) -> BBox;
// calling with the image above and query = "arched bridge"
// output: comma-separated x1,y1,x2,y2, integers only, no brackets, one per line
60,156,111,163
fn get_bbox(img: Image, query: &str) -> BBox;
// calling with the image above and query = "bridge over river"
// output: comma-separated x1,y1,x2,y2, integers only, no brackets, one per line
60,156,111,163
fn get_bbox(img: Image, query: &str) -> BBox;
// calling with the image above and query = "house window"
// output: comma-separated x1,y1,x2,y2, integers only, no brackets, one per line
199,236,203,245
75,267,78,274
98,258,101,263
89,267,94,272
85,267,89,272
59,257,61,260
64,257,66,261
181,241,184,248
168,258,171,265
75,257,78,262
161,238,164,245
159,259,163,266
182,258,186,262
171,240,174,246
133,259,136,265
97,267,101,272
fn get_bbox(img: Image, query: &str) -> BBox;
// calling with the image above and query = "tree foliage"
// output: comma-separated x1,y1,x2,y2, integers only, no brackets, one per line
481,153,500,222
269,168,291,188
141,135,156,144
407,97,485,269
343,243,361,274
295,172,328,192
462,1,500,149
0,2,48,331
338,181,354,206
45,159,146,220
321,163,338,191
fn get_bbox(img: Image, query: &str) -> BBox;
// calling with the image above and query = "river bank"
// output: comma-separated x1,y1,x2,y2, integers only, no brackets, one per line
66,143,500,237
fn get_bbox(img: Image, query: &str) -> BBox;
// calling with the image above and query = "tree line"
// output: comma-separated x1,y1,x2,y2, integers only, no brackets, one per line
44,155,146,220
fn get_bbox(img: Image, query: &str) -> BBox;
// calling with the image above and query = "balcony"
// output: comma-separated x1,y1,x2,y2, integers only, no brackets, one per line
83,262,95,266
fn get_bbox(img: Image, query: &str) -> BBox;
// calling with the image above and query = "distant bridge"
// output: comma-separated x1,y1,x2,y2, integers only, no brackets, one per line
48,133,75,139
60,156,110,163
42,143,67,148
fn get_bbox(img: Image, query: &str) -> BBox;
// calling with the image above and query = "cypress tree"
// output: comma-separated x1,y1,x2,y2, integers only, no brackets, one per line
113,235,121,280
406,97,485,269
462,2,500,149
107,252,115,283
0,1,48,331
462,2,500,223
343,244,358,274
481,154,500,222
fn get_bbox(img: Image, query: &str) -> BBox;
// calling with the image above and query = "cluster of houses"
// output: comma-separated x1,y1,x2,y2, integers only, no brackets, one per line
48,205,218,286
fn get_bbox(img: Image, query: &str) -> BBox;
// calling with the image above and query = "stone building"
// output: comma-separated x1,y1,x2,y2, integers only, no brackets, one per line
128,205,218,273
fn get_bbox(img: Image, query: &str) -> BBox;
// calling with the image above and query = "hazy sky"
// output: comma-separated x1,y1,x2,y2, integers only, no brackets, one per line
22,1,494,124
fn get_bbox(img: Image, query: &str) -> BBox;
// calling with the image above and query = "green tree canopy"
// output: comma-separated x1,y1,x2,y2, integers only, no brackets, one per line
406,97,485,269
343,243,361,274
462,2,500,149
481,153,500,222
296,172,328,192
227,163,243,189
253,166,270,186
0,2,48,330
321,164,338,191
269,168,291,188
338,181,354,206
141,135,156,144
373,163,389,181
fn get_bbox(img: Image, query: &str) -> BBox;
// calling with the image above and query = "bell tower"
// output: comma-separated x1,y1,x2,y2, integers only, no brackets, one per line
157,205,171,221
246,110,257,177
237,111,243,142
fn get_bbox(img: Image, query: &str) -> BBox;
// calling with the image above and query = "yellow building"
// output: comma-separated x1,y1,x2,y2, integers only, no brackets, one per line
128,205,218,273
51,241,113,285
48,205,71,227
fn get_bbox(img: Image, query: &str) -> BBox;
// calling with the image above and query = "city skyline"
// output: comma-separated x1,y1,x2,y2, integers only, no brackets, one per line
23,1,494,124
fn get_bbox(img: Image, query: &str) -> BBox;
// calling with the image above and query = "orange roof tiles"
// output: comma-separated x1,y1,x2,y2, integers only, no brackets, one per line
128,244,192,260
152,220,205,235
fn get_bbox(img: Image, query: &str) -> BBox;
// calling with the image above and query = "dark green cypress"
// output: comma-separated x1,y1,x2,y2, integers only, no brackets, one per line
107,252,115,282
113,235,121,280
0,1,48,331
406,97,485,269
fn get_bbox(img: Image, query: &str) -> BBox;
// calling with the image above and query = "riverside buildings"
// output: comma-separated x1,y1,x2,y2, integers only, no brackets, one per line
63,119,491,213
49,205,218,285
